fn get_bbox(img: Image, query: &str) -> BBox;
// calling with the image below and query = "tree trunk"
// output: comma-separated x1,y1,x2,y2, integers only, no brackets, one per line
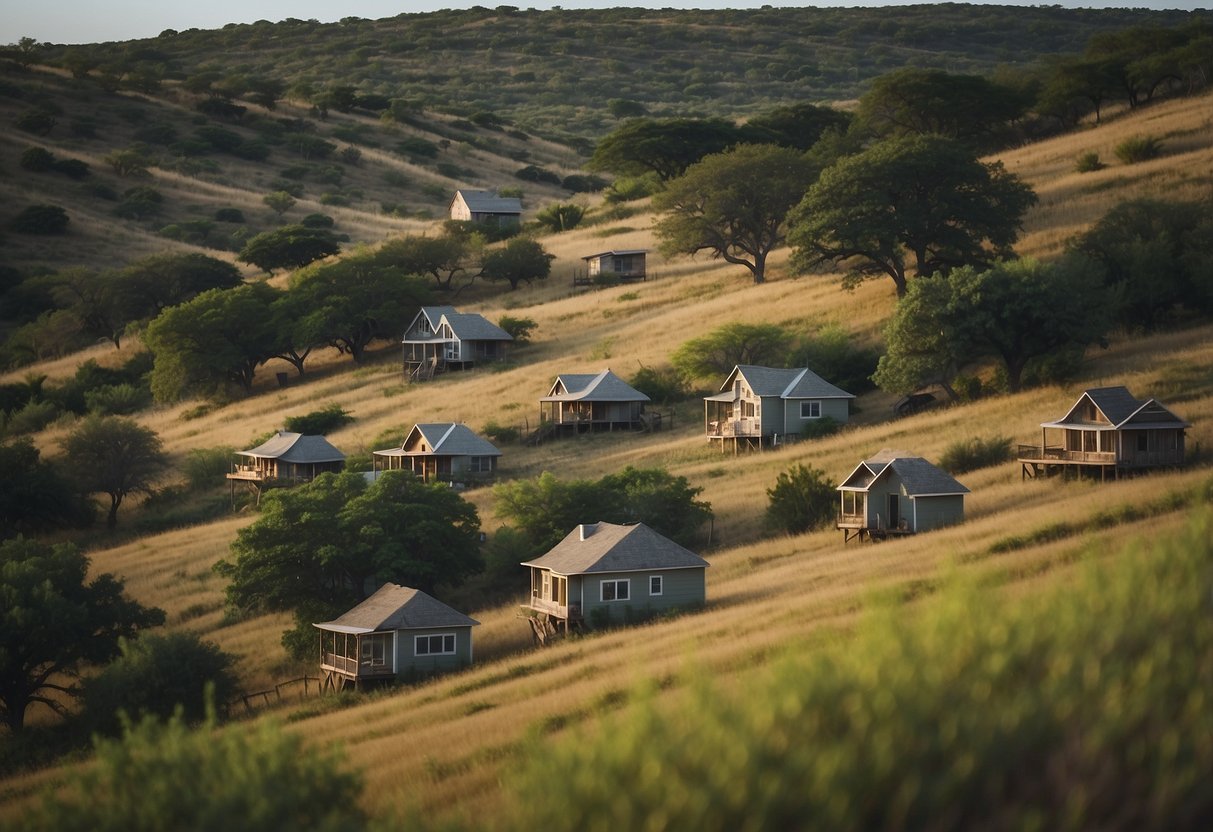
107,494,121,529
752,251,766,285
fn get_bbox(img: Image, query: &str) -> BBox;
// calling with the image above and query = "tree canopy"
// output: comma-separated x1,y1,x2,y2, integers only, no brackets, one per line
478,237,554,291
744,102,853,152
788,134,1037,296
238,224,341,273
377,232,481,291
653,144,818,285
588,117,746,181
0,438,94,539
766,464,838,536
670,322,797,383
60,416,168,529
0,537,164,733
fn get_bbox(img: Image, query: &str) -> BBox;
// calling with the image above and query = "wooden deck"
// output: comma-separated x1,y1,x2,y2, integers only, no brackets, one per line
1017,444,1118,480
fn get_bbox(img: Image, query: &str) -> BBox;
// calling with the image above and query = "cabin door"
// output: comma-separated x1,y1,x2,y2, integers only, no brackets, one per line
888,494,900,530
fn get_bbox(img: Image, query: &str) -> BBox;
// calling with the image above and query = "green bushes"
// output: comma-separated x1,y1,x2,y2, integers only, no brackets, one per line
498,315,537,344
939,435,1012,474
506,509,1213,831
765,463,837,535
9,205,69,234
1114,134,1162,164
282,404,353,435
1074,151,1106,172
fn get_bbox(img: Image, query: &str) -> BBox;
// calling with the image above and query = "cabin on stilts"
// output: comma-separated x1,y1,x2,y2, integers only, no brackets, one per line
226,431,345,502
837,450,969,544
536,369,653,438
1017,386,1189,481
371,423,501,487
315,583,478,692
401,306,513,381
704,364,853,452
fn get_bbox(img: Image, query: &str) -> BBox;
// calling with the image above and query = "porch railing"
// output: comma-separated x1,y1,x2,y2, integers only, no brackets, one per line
706,419,761,438
1017,445,1115,464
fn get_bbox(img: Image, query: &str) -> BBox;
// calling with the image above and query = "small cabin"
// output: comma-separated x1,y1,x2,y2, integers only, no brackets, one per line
538,369,652,437
520,521,708,643
226,431,345,500
705,365,854,451
402,306,513,381
372,423,502,486
837,450,969,543
315,583,478,691
577,249,648,284
449,189,522,227
1017,386,1189,480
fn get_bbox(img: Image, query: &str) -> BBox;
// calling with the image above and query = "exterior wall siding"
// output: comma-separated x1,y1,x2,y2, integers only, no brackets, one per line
780,398,849,435
393,626,473,674
579,568,706,626
911,495,965,531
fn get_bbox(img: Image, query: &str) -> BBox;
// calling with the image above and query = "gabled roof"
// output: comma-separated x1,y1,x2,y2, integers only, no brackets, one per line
709,365,853,402
314,583,479,635
541,369,651,403
1043,386,1190,430
581,249,648,260
838,450,969,496
375,423,502,459
521,522,708,575
444,312,512,342
238,432,345,464
453,189,522,214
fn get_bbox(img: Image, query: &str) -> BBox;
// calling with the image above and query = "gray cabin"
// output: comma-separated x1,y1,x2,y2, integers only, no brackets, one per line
538,369,652,436
226,431,345,499
837,450,969,543
1017,386,1189,480
372,423,502,486
577,249,649,284
705,364,854,451
449,189,522,227
521,521,708,643
402,306,513,380
315,583,479,691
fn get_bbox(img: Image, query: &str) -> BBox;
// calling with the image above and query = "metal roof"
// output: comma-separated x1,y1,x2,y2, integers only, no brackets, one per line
721,365,853,400
238,432,345,464
375,423,501,458
453,189,522,214
541,369,651,403
838,450,969,496
521,522,708,576
314,583,479,634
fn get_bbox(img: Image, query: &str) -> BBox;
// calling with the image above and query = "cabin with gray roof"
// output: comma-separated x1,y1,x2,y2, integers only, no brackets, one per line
449,189,522,227
315,583,479,690
372,423,501,486
705,364,854,451
537,368,653,438
520,521,708,642
226,431,345,500
576,249,649,285
837,450,969,543
1017,386,1189,480
402,306,513,380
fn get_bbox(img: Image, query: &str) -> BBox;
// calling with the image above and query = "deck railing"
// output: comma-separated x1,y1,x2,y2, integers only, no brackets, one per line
526,597,583,620
321,653,394,678
1017,445,1115,464
706,419,761,438
837,512,865,527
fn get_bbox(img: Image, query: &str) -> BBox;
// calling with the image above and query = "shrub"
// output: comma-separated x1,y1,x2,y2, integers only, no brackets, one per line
300,212,335,229
9,204,69,234
535,203,585,232
1074,151,1106,173
214,207,245,223
1114,135,1162,165
84,383,152,416
283,404,353,435
765,463,837,535
183,446,236,490
482,420,520,444
604,173,661,203
19,146,55,172
15,108,56,136
800,415,841,440
4,399,60,434
629,364,686,404
562,173,609,193
789,325,880,394
939,435,1013,474
515,165,561,185
506,508,1213,831
498,315,537,343
396,136,439,158
113,186,163,220
82,633,239,735
52,158,90,180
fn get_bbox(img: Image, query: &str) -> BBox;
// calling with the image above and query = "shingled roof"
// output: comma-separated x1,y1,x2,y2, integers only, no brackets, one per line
238,432,345,464
707,365,853,402
404,307,512,343
839,450,969,497
314,583,479,635
541,369,651,403
1044,386,1190,430
522,521,708,575
375,423,501,459
453,189,522,214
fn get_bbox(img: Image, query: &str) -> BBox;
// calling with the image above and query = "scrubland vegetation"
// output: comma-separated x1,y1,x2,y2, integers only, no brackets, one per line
2,5,1213,828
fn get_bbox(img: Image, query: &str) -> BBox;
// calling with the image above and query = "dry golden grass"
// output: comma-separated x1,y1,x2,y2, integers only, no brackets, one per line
2,93,1212,825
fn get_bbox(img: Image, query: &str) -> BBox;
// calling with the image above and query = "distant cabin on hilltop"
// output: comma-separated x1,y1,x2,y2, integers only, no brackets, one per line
449,189,522,227
576,249,649,285
1017,386,1189,480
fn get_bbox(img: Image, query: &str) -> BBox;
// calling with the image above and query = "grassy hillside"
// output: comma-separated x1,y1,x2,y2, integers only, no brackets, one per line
1,88,1211,824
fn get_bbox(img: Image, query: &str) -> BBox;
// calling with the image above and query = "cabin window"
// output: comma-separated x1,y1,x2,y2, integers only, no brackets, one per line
468,456,493,473
1137,433,1149,452
360,635,387,667
649,575,663,596
600,579,630,602
415,633,456,656
801,400,822,419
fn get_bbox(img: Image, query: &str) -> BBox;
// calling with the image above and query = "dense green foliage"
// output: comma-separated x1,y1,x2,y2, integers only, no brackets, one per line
671,323,796,383
83,633,239,736
654,144,818,285
282,404,353,436
217,471,482,656
506,508,1213,831
8,205,69,234
377,232,480,291
60,416,167,529
0,439,94,538
25,709,366,832
0,537,164,733
788,134,1037,296
494,468,712,553
478,238,554,291
497,315,537,344
238,225,341,273
765,464,838,536
939,435,1014,474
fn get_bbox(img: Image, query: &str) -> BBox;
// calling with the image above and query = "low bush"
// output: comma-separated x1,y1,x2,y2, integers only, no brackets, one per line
283,403,353,435
84,383,151,416
9,204,69,234
498,315,537,343
765,463,837,535
1074,151,1106,173
1114,134,1162,164
482,420,520,444
939,435,1013,473
629,364,686,404
800,415,841,440
182,446,235,490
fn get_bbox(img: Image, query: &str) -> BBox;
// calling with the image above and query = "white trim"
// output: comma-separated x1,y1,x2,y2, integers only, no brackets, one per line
519,564,708,575
414,632,457,656
799,399,822,419
649,574,664,597
600,578,630,602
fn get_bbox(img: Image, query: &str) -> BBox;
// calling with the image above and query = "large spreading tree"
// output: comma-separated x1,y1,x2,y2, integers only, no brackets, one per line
216,471,482,656
0,537,164,733
61,415,167,529
653,144,817,285
478,237,554,291
588,117,746,181
787,134,1037,296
